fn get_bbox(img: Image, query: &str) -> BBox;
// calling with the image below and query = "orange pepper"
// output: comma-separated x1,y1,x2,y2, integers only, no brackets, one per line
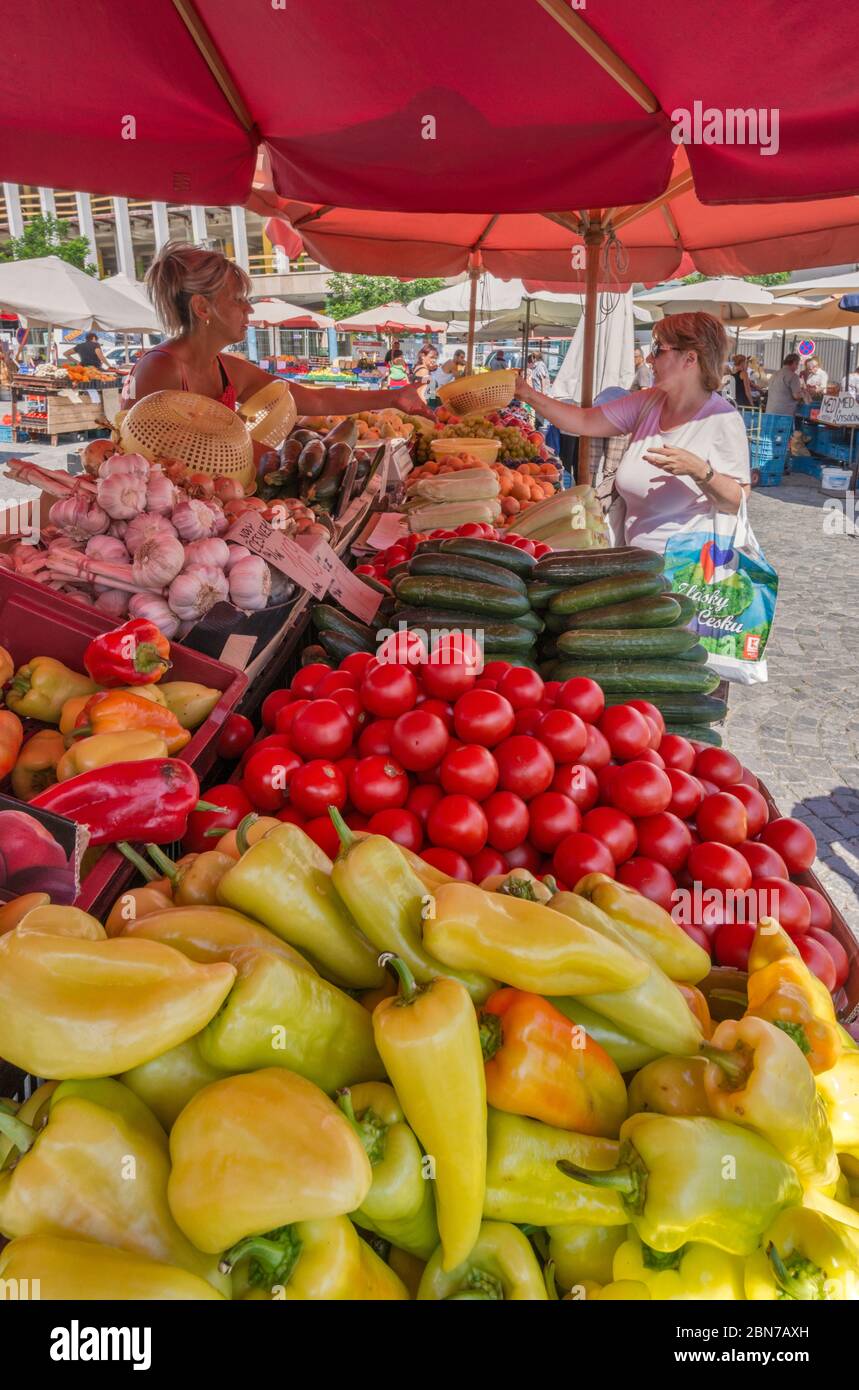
0,710,24,779
480,987,628,1138
74,690,190,756
746,919,842,1075
677,983,714,1040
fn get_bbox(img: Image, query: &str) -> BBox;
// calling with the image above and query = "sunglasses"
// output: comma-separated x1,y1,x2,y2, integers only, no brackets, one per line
649,341,677,358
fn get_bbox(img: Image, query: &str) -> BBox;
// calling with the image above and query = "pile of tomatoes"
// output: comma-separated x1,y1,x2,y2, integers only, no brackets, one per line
205,638,847,997
354,522,552,589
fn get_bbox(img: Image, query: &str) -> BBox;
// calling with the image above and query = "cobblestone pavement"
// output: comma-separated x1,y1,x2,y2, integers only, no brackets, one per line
725,480,859,927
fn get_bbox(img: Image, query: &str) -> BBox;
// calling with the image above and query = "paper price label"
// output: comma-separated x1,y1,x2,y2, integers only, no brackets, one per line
312,540,382,624
225,513,330,597
366,512,409,550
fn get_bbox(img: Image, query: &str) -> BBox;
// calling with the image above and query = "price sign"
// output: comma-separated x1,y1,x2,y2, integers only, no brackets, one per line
366,512,409,550
835,392,859,425
225,514,330,597
310,539,383,624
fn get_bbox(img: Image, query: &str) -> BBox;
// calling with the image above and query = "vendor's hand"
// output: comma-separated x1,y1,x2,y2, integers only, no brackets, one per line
643,446,710,481
515,373,532,402
393,385,434,419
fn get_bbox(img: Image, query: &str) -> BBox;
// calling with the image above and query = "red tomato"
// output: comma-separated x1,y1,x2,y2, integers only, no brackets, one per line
216,713,255,760
337,755,359,787
421,646,480,701
276,806,306,828
420,846,472,881
796,935,837,992
597,764,621,804
599,705,652,761
482,661,513,683
582,806,638,864
553,832,615,885
736,841,788,880
348,756,409,815
542,680,562,705
183,783,253,854
739,766,761,790
453,689,515,747
696,793,748,847
504,841,544,874
427,795,488,856
469,847,509,882
528,791,582,853
274,699,309,735
723,783,768,838
759,817,817,874
636,748,666,768
693,747,743,788
473,678,499,692
376,630,428,669
361,664,419,719
496,667,545,710
390,710,450,772
609,762,673,818
341,651,376,679
658,733,696,773
714,921,755,970
407,782,444,827
483,791,530,851
806,927,848,987
416,698,455,731
354,564,377,577
329,688,365,730
688,841,753,893
291,663,331,698
681,923,712,954
303,814,341,860
358,719,396,759
617,857,678,913
260,688,294,730
635,812,693,874
242,747,302,813
239,732,293,774
537,708,588,763
556,677,604,724
494,735,555,800
533,543,552,558
697,779,721,797
666,769,705,821
578,724,612,771
290,700,354,761
440,744,499,799
552,763,600,812
458,522,485,538
799,885,833,932
368,808,423,853
314,670,358,697
513,708,544,737
626,699,666,739
288,760,346,819
752,876,811,934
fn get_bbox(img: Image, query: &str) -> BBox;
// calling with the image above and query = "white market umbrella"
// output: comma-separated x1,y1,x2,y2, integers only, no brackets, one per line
769,271,859,298
551,292,637,401
0,256,159,331
413,276,529,322
102,272,160,324
250,298,334,329
635,276,784,322
335,302,440,334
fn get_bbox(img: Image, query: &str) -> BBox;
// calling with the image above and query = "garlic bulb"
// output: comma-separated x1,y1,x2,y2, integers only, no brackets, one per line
145,469,177,516
98,452,151,481
49,493,109,542
131,533,185,590
167,565,229,621
94,588,130,618
128,591,182,639
125,512,178,556
183,538,230,571
203,499,229,536
225,544,252,572
172,498,217,543
228,555,271,612
96,472,148,521
85,535,128,564
108,519,129,540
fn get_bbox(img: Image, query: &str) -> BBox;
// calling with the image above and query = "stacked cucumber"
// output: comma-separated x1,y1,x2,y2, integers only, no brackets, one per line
532,548,725,740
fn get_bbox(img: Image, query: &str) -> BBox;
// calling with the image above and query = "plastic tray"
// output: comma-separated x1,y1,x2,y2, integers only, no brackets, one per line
0,570,247,916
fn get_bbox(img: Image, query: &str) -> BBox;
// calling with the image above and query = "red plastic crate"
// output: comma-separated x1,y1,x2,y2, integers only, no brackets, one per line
0,570,247,916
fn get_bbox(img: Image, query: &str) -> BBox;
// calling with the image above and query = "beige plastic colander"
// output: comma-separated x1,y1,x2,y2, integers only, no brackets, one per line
119,390,255,490
437,368,518,418
238,379,297,449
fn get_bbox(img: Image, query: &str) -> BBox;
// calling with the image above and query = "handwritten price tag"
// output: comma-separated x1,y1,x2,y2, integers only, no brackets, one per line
312,540,382,624
225,514,330,598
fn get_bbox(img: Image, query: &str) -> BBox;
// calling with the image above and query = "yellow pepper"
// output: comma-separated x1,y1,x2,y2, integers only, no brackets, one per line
614,1229,745,1300
144,843,234,907
118,904,312,970
122,683,167,705
6,656,97,724
627,1055,711,1117
0,643,13,686
10,728,65,800
59,693,92,739
158,681,221,730
0,893,50,936
56,729,169,781
217,813,281,859
232,1217,409,1301
817,1052,859,1158
74,689,190,755
167,1068,372,1254
744,1207,859,1300
104,883,175,937
746,919,842,1074
548,1222,627,1288
574,872,711,984
16,904,105,939
0,1234,225,1300
120,1035,227,1131
388,1245,426,1299
418,1221,548,1300
0,709,24,779
589,1279,652,1300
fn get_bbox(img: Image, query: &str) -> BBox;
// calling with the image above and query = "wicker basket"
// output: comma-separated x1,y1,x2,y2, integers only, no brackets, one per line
119,390,255,490
437,368,518,418
238,379,297,449
431,437,501,464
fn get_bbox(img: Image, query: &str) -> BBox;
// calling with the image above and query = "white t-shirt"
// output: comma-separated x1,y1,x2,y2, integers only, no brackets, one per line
600,388,750,554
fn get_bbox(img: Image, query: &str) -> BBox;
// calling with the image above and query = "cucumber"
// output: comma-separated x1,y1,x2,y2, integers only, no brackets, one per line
487,651,542,671
549,572,667,616
319,630,372,663
665,722,723,747
311,604,377,650
535,547,663,585
437,536,537,578
549,661,721,694
669,594,698,625
527,581,567,609
673,643,709,664
604,693,727,724
389,609,535,653
514,610,545,634
556,627,699,659
394,574,531,619
356,574,393,598
301,644,332,667
563,594,682,630
408,550,527,594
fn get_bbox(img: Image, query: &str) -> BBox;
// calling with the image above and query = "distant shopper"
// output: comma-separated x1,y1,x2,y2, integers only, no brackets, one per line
765,353,807,415
731,354,754,408
631,346,653,391
528,352,550,393
841,357,859,393
64,332,109,370
486,349,508,371
387,351,411,387
432,349,465,392
803,356,828,394
412,344,439,402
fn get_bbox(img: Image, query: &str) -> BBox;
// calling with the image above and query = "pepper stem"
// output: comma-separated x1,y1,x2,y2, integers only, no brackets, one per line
379,953,419,1003
135,645,171,676
478,1012,504,1062
235,813,260,856
195,800,229,814
699,1042,750,1087
556,1159,637,1194
543,1259,559,1300
0,1104,38,1157
144,843,179,883
336,1089,387,1165
220,1225,302,1292
446,1268,505,1301
115,840,160,882
542,874,558,895
328,805,354,853
767,1242,827,1301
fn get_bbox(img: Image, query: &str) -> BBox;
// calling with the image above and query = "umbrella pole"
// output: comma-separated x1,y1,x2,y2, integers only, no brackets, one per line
845,326,853,386
466,267,480,373
577,221,603,486
521,298,531,369
780,329,786,362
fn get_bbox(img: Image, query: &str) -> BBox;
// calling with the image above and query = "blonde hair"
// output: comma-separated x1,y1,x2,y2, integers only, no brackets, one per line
654,311,728,393
146,241,251,335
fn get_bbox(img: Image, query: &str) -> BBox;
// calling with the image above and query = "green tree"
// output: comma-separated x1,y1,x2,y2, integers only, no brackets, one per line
0,214,96,273
325,273,444,322
681,271,791,287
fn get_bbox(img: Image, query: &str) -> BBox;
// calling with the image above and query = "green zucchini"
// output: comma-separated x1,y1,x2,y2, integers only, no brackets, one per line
527,581,567,609
534,547,663,585
549,661,721,694
669,594,698,625
548,572,667,616
513,610,545,634
673,643,709,664
311,604,377,650
437,536,537,578
604,692,727,724
356,574,393,598
318,630,372,662
563,594,682,630
665,722,723,747
393,574,531,619
556,627,699,659
388,609,535,653
408,550,527,594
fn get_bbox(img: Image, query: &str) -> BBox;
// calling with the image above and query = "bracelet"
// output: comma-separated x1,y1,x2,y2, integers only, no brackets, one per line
700,462,715,483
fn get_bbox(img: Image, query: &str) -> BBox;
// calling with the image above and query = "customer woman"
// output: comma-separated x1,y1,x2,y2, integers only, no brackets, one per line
123,243,431,420
412,344,439,403
515,312,750,554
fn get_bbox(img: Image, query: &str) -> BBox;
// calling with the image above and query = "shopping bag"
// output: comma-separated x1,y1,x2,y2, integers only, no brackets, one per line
661,499,778,684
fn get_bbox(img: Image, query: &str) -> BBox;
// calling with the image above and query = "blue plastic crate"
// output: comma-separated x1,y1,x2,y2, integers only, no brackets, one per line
815,437,853,464
758,412,794,439
0,426,12,442
791,457,823,478
753,453,786,486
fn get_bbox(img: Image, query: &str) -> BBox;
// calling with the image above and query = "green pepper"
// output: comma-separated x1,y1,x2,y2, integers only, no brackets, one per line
217,823,384,989
483,1108,627,1228
158,682,221,731
329,811,496,1004
197,946,385,1092
338,1082,439,1260
558,1114,803,1255
6,657,97,724
547,998,661,1073
418,1221,548,1300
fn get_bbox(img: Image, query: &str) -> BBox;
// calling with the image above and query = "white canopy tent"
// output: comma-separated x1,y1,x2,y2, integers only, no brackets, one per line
551,292,637,402
0,257,160,332
634,277,813,323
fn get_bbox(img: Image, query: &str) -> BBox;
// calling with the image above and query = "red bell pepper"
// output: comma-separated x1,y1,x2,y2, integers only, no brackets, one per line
30,758,226,845
83,618,171,687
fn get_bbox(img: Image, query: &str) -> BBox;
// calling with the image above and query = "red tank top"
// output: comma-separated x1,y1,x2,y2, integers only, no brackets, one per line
123,348,237,409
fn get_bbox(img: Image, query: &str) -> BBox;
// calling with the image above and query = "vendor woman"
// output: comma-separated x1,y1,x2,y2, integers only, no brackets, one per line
123,242,431,422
